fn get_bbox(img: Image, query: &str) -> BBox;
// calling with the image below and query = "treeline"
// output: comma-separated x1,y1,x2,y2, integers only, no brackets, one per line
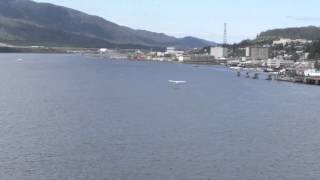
0,47,21,53
307,41,320,59
258,26,320,40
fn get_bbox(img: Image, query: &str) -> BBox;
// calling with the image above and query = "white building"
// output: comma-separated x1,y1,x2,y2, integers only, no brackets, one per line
245,47,250,57
165,47,184,56
304,69,320,77
209,47,228,59
266,59,294,68
177,56,184,62
273,38,312,46
98,48,108,53
273,39,292,46
166,47,176,54
156,52,165,57
267,59,280,68
294,61,314,75
302,53,310,60
295,39,312,44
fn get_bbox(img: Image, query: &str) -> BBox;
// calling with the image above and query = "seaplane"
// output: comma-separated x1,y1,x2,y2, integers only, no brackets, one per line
230,67,242,71
168,80,187,84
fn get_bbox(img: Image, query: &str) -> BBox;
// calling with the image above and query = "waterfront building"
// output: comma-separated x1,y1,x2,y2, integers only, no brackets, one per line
293,61,314,75
209,46,228,59
304,69,320,77
266,59,294,68
165,47,184,56
250,47,271,60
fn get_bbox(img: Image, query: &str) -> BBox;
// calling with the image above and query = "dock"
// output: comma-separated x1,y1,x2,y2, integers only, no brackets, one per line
303,77,320,85
276,75,320,85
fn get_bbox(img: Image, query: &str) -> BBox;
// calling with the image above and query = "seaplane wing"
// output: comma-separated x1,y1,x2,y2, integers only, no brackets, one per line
168,80,187,84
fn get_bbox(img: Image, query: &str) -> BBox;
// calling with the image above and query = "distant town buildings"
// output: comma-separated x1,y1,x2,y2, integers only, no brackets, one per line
92,36,320,86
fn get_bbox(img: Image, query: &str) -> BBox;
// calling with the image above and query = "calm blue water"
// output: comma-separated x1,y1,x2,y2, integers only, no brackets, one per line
0,54,320,180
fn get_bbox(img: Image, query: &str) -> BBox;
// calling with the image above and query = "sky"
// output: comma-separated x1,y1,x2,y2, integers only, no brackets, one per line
34,0,320,43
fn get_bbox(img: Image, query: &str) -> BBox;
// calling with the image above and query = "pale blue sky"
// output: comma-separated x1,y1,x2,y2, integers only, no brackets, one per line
35,0,320,43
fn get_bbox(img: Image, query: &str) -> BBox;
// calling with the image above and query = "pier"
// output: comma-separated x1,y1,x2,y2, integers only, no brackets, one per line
236,71,261,80
272,75,320,86
303,77,320,85
235,70,320,86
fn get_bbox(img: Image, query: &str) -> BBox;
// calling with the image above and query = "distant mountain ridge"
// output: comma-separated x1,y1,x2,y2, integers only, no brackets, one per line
258,26,320,40
0,0,216,49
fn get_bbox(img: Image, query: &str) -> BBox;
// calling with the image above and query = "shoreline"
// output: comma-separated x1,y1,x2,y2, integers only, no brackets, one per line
1,52,319,87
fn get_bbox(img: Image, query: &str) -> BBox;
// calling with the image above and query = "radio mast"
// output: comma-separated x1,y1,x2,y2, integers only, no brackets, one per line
223,23,228,45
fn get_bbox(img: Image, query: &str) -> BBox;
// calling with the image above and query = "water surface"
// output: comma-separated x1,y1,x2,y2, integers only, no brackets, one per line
0,54,320,180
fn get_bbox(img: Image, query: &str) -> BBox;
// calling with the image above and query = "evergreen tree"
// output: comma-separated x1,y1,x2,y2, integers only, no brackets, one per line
308,41,320,59
315,60,320,70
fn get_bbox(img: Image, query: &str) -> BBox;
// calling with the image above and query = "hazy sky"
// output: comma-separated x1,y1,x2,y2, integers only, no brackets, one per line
34,0,320,43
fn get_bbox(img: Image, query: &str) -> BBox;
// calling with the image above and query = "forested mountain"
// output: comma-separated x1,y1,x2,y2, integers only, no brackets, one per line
0,0,215,49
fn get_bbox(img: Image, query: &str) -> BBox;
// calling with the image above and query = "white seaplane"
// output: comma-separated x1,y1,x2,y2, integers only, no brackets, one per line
168,80,187,84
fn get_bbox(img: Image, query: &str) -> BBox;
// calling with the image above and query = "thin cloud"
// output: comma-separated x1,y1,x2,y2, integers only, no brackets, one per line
286,16,320,21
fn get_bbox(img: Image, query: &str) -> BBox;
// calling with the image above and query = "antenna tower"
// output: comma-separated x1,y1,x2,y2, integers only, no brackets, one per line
223,23,228,45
